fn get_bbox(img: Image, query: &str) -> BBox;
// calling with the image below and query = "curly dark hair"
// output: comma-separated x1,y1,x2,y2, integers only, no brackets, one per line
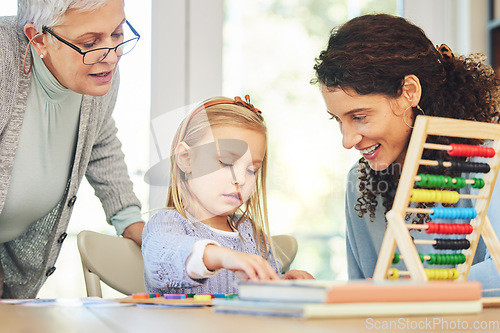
313,14,500,223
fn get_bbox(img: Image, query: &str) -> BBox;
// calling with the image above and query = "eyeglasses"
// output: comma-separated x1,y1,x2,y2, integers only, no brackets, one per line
42,20,140,65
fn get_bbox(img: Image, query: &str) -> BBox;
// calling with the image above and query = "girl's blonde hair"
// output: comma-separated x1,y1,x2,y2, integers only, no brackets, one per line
167,96,272,258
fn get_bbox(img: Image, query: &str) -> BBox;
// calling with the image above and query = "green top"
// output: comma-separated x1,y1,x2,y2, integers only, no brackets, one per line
0,17,142,298
0,48,81,242
0,47,140,243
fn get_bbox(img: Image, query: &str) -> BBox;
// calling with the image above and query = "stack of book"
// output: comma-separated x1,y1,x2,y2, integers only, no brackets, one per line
213,279,483,318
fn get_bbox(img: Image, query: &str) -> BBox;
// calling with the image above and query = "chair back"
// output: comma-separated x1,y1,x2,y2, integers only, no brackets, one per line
77,230,146,297
77,231,298,296
272,234,298,274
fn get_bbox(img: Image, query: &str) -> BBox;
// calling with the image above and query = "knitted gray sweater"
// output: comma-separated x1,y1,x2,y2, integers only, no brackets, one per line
143,209,281,295
0,16,141,298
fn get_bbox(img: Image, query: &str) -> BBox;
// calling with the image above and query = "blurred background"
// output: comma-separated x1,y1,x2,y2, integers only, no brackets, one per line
1,0,495,297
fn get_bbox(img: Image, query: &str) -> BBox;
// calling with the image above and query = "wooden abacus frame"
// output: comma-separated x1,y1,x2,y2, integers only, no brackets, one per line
373,116,500,281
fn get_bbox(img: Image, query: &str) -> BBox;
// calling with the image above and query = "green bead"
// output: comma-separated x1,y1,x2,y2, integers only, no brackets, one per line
452,177,466,189
458,253,466,264
392,252,400,264
472,178,485,189
430,175,440,187
416,174,427,187
428,254,436,265
443,176,453,188
436,254,442,265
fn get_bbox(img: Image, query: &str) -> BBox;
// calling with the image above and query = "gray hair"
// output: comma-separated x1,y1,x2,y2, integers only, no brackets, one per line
17,0,112,30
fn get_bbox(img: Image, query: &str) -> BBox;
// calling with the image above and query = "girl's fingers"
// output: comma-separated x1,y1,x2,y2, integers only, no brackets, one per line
265,261,280,280
249,256,279,281
224,250,280,281
281,269,315,280
234,271,250,281
239,261,258,281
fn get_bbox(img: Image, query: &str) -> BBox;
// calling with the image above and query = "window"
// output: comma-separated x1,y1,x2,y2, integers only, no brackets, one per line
223,0,400,279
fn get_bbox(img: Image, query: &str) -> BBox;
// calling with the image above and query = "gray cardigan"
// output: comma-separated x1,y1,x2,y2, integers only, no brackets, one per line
0,16,141,298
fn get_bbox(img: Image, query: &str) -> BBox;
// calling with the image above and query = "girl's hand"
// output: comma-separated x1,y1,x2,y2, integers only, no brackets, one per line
203,245,279,281
281,269,315,280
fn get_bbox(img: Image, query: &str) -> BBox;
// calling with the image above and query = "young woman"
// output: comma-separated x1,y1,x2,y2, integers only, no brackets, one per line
313,14,500,295
142,96,313,295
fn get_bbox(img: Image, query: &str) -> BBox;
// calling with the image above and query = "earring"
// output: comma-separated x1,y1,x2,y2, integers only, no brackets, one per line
403,105,425,129
181,171,189,181
39,54,44,59
416,105,425,115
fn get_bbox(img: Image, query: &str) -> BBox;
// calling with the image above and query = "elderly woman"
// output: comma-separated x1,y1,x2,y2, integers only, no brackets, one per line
0,0,144,298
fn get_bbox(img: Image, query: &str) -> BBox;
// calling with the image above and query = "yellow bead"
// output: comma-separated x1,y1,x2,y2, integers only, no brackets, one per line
388,268,399,280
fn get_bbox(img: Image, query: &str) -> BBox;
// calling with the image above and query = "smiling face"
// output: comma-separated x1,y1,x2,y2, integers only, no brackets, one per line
321,85,413,171
40,0,126,96
183,125,267,226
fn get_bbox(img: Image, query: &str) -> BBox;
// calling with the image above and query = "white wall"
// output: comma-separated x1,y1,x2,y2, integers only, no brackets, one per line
150,0,223,117
149,0,223,210
403,0,488,56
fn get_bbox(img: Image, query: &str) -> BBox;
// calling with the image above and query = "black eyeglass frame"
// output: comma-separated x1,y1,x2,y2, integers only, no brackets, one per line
41,20,140,65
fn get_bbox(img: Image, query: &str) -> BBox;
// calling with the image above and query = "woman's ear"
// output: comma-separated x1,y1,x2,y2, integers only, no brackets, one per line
24,23,46,57
174,142,191,173
402,74,422,106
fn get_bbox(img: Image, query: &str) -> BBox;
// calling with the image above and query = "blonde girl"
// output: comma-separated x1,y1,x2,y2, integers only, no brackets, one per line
142,96,312,295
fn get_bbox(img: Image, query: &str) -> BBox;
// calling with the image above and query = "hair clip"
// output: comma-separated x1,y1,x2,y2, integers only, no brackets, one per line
234,95,263,119
437,44,454,60
179,95,263,140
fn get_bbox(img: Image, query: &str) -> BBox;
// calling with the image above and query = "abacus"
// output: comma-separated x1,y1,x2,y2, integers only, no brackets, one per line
373,116,500,282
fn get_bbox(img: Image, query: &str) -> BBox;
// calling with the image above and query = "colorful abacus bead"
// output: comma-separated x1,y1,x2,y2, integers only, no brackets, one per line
448,144,495,158
426,253,466,265
451,177,466,189
416,174,469,189
392,253,425,263
448,161,491,173
392,252,400,264
411,189,459,203
471,178,485,189
388,268,399,280
433,238,470,250
424,268,460,280
429,207,477,220
425,222,473,234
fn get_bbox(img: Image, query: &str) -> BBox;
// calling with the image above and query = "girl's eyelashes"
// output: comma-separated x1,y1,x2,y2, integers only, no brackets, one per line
219,159,259,175
219,160,233,168
247,168,257,175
